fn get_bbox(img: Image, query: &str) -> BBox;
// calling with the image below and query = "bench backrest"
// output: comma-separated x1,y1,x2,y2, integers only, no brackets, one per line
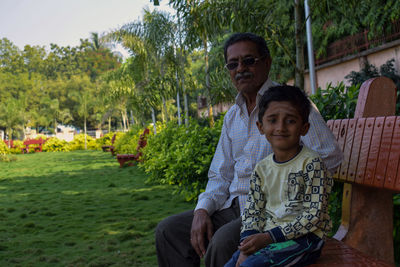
24,138,46,145
111,133,116,144
326,76,398,263
327,117,400,192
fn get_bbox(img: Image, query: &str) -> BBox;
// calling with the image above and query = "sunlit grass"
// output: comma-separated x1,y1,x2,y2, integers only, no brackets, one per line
0,150,195,266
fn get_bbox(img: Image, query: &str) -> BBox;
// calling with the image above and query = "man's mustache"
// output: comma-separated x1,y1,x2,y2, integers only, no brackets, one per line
235,72,253,81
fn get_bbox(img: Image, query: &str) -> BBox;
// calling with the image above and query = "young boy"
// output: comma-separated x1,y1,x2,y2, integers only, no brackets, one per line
225,85,333,267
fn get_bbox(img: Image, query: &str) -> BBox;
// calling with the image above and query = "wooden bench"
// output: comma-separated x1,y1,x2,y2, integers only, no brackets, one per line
311,77,399,266
21,138,46,153
117,128,149,168
102,133,116,153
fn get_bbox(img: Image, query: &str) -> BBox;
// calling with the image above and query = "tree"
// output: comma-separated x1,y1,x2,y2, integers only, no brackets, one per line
0,97,24,143
104,9,177,132
67,75,97,149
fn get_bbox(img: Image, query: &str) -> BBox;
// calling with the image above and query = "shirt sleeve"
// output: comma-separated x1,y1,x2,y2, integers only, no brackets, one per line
195,116,235,215
240,169,268,241
267,157,333,243
302,101,343,174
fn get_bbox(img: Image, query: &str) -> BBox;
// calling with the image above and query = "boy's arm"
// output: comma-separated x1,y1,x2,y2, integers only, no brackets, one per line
267,157,333,243
240,170,267,241
195,117,234,215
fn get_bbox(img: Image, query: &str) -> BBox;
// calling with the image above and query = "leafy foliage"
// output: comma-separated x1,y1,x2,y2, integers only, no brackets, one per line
0,141,10,155
310,82,360,121
43,137,69,152
113,127,145,154
67,134,99,151
345,59,400,114
140,117,223,201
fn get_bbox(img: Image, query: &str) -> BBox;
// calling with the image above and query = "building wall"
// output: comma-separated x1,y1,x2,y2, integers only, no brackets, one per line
302,40,400,94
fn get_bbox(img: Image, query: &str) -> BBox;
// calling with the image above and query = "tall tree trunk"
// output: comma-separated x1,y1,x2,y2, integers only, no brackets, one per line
108,117,111,133
294,0,305,90
175,68,182,125
177,10,189,126
7,128,12,148
124,109,130,130
130,110,135,125
162,96,168,122
177,91,182,125
151,107,157,135
84,116,87,150
204,38,214,127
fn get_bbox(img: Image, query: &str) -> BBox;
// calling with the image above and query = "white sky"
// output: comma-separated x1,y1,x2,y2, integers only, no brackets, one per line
0,0,175,56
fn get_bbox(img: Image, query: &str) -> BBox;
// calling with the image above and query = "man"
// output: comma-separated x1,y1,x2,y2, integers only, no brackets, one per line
156,32,342,267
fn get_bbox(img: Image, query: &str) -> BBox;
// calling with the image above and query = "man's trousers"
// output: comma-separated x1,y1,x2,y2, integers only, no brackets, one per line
155,198,241,267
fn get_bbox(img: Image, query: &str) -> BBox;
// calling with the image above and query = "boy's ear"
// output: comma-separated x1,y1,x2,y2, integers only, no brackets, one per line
256,121,264,134
301,122,310,136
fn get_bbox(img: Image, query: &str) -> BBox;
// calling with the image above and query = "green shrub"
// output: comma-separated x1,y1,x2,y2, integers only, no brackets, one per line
96,132,118,147
0,141,10,155
67,134,99,151
9,140,24,154
310,82,360,121
140,117,223,201
112,129,142,154
43,137,69,152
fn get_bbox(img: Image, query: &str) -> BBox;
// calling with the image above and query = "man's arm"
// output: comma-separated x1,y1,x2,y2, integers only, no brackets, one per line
191,116,235,257
303,102,343,173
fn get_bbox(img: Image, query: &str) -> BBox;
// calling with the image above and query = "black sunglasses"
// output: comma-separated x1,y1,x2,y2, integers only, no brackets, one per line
225,56,265,71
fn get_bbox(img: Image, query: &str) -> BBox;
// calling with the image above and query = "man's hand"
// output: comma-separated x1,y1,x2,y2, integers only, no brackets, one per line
235,252,248,267
190,209,213,258
238,233,272,255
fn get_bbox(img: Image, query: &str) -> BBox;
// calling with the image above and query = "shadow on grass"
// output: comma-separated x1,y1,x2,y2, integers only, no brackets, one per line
0,150,194,266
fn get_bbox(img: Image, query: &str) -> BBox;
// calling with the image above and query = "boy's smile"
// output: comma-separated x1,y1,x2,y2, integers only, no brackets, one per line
256,101,310,162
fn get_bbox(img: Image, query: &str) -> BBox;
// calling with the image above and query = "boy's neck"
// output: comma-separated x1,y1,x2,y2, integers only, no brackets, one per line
273,145,303,163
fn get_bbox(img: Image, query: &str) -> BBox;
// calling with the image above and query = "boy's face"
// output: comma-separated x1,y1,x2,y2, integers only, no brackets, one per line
256,101,310,161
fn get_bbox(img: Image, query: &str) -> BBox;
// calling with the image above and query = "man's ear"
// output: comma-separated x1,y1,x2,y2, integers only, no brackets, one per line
301,122,310,136
256,121,264,134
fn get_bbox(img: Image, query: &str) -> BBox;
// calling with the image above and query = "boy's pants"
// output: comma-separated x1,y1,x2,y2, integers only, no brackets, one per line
225,233,324,267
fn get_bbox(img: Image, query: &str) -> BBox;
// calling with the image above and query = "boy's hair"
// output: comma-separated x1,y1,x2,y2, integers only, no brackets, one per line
223,32,271,63
258,85,311,124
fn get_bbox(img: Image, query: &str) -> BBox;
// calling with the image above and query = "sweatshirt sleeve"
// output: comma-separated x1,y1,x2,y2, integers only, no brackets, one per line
240,169,269,241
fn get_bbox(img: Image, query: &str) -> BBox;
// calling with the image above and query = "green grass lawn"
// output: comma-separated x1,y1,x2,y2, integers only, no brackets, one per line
0,150,195,266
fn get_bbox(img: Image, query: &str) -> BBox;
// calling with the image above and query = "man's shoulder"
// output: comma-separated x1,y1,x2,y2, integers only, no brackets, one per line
223,104,240,122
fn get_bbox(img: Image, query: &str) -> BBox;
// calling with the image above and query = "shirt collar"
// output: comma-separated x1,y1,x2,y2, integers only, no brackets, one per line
234,78,275,109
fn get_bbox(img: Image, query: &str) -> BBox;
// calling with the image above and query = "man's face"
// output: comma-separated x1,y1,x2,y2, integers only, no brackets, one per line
226,41,271,95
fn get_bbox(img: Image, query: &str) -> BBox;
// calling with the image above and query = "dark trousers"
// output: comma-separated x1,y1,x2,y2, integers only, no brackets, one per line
155,199,241,267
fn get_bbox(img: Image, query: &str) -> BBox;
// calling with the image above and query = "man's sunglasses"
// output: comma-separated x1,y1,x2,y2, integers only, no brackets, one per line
225,56,265,71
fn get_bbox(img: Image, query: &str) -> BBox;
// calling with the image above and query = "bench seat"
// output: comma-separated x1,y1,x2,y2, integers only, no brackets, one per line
312,238,393,266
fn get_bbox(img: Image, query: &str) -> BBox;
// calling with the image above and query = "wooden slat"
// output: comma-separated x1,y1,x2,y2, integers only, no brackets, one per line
364,117,384,186
373,117,395,188
340,119,356,182
355,118,375,184
347,118,366,183
392,117,400,191
336,119,349,182
332,120,343,179
326,120,334,131
327,116,400,192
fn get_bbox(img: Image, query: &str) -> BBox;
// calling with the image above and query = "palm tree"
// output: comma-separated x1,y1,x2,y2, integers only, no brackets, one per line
104,9,177,133
0,98,24,145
